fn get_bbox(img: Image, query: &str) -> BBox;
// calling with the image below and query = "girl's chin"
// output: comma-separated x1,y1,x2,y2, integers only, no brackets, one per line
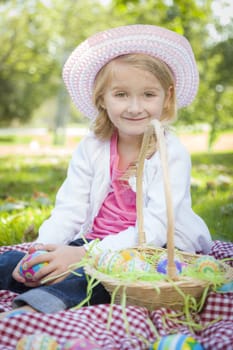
119,121,152,133
118,128,148,138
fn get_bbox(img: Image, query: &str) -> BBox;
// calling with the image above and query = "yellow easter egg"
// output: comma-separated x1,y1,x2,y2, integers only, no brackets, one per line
120,249,143,261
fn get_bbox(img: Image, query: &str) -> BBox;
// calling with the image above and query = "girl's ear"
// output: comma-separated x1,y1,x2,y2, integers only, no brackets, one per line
97,96,105,110
164,85,174,109
99,97,106,109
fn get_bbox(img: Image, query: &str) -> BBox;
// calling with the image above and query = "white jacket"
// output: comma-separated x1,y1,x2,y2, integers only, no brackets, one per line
38,131,212,254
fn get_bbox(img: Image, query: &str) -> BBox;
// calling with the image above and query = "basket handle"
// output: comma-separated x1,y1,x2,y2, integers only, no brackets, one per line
136,120,177,280
136,124,153,246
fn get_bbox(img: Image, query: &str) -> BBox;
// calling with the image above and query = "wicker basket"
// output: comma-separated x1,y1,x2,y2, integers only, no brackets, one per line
85,120,233,311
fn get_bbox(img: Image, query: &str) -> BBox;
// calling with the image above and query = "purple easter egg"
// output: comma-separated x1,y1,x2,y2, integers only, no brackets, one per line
157,257,183,274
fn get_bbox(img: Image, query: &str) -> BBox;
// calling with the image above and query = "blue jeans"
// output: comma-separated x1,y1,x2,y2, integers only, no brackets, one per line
0,239,110,313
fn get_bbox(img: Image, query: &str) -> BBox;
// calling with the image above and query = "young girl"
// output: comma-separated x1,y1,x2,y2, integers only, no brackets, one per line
0,24,212,316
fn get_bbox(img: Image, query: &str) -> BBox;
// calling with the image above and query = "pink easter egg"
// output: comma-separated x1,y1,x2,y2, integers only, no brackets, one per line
63,338,101,350
19,250,48,281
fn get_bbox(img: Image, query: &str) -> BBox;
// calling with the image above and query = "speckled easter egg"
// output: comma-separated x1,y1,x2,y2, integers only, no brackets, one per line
120,249,144,261
125,256,152,272
16,334,60,350
195,255,220,274
96,251,124,273
156,255,183,275
149,334,204,350
19,250,48,281
63,338,101,350
96,249,151,274
120,249,152,272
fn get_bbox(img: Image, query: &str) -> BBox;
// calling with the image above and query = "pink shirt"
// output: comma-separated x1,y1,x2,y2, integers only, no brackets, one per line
86,133,136,240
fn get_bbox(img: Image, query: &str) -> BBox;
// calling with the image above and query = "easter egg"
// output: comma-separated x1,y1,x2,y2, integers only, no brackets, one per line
120,249,143,261
217,281,233,292
157,255,183,275
125,256,152,272
195,255,220,274
19,250,48,281
63,338,101,350
96,249,152,274
149,334,204,350
96,251,124,273
120,249,152,272
16,334,60,350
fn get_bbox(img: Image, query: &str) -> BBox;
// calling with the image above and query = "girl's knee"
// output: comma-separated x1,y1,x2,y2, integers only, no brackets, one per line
0,250,25,272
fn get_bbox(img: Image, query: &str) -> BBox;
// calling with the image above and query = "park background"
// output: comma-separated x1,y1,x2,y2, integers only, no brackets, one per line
0,0,232,245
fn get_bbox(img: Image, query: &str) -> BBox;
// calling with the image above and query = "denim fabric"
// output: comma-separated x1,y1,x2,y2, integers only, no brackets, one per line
0,239,110,313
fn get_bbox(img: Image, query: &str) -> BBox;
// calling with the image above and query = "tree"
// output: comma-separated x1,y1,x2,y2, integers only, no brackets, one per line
0,0,111,127
0,1,59,125
204,34,233,149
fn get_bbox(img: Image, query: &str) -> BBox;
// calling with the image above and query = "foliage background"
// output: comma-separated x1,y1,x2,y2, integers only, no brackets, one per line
0,0,233,147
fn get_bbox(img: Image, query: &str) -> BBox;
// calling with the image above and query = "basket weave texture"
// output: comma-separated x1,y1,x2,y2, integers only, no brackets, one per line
85,120,233,311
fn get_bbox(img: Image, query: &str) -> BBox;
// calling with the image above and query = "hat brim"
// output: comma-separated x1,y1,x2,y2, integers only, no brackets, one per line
63,25,199,119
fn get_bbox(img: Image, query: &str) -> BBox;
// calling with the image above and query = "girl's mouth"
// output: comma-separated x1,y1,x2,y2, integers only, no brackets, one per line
123,116,148,121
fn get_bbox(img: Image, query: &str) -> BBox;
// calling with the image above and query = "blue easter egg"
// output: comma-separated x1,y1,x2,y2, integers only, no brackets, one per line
149,334,204,350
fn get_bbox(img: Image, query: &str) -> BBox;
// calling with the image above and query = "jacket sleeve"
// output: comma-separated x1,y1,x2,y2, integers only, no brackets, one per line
90,135,212,254
36,137,93,244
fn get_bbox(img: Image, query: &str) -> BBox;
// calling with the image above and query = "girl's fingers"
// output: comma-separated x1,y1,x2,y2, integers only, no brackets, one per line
13,270,26,283
24,280,42,287
23,256,49,270
42,244,59,252
28,243,45,253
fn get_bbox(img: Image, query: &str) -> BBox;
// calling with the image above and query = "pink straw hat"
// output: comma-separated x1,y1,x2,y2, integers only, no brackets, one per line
63,24,199,119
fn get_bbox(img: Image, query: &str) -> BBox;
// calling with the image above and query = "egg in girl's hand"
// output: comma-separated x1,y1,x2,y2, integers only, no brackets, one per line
63,338,101,350
19,250,48,281
149,333,204,350
16,334,60,350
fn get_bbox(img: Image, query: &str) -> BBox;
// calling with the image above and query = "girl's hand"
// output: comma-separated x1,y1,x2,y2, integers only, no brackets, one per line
12,242,48,287
12,244,86,286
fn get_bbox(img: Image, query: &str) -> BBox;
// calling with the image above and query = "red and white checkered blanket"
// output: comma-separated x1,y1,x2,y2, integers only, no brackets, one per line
0,241,232,350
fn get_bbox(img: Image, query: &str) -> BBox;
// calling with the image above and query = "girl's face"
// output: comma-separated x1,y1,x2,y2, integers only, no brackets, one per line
102,61,171,140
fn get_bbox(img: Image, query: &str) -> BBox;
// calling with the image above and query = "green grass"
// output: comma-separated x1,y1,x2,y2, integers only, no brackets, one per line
0,135,34,145
191,152,233,242
0,152,232,246
0,155,68,245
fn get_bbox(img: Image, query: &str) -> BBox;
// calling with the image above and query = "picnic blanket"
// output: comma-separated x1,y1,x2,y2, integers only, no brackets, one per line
0,241,232,350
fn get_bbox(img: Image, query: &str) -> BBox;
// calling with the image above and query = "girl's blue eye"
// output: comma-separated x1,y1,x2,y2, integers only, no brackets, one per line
145,92,156,97
115,92,126,97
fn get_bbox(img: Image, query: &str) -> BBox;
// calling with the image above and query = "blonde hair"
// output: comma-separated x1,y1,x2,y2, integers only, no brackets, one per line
91,53,177,178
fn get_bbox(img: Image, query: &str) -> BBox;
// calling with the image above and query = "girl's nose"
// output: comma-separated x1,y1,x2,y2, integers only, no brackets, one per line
127,97,143,115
